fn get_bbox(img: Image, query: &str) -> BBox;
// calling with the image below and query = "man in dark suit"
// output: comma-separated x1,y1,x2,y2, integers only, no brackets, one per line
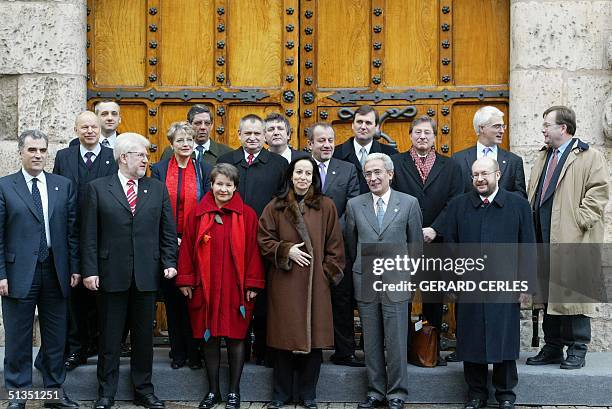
332,105,397,193
53,111,118,370
218,114,288,366
452,106,526,197
391,116,464,365
81,133,178,409
307,122,362,367
160,104,232,166
444,157,536,409
0,130,80,409
264,112,309,163
345,153,423,409
70,101,121,149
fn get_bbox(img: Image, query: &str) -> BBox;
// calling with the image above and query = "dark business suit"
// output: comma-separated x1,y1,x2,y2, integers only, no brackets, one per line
391,152,464,329
319,158,360,359
160,139,232,167
81,174,177,398
217,147,288,363
333,137,398,194
53,144,117,358
452,146,526,197
286,148,310,162
0,171,78,390
150,158,209,366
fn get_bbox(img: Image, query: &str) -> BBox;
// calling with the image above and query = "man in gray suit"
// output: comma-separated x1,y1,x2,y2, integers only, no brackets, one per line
307,122,362,367
345,153,423,409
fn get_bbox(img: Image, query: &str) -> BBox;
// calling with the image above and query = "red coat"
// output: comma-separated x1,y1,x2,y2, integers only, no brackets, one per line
177,191,265,339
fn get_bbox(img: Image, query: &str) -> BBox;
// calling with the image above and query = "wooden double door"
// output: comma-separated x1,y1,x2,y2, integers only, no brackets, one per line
87,0,510,346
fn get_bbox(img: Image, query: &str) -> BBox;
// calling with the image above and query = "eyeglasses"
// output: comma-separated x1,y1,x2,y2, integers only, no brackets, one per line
174,138,194,145
486,124,507,130
363,169,387,179
471,171,498,180
412,130,434,136
125,151,150,160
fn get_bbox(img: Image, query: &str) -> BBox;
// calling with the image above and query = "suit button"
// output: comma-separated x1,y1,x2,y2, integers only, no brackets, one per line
378,237,383,241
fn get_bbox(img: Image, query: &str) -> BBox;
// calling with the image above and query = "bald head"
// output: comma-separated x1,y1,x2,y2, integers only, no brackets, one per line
471,157,500,197
74,111,101,149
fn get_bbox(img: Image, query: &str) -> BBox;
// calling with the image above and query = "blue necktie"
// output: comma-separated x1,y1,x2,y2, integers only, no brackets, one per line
84,151,95,169
376,197,385,229
195,145,205,163
31,178,49,262
100,138,110,148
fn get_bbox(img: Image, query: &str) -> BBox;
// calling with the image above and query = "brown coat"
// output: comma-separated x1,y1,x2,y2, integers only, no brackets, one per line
528,139,609,316
258,188,345,353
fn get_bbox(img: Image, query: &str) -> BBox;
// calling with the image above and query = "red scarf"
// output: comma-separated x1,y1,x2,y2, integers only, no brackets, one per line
165,156,199,234
409,147,436,183
194,193,246,340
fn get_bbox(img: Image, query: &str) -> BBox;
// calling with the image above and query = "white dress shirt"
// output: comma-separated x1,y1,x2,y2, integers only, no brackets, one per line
243,149,261,162
476,142,498,161
371,188,392,215
279,146,292,163
354,139,373,159
100,132,117,149
22,169,51,248
195,139,211,161
118,170,138,196
80,143,102,163
480,186,499,204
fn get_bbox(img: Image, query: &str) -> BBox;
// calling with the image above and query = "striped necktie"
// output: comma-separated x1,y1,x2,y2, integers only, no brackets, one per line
126,179,137,215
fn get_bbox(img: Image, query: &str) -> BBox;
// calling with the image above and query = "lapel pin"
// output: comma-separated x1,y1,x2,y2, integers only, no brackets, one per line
394,208,399,212
144,189,148,194
503,160,507,164
106,161,110,165
55,186,59,191
332,171,336,175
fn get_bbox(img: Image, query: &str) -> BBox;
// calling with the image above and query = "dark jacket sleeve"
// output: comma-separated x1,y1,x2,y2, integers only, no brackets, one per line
159,184,178,269
150,163,161,181
514,157,527,198
80,183,99,277
431,160,464,236
66,179,79,275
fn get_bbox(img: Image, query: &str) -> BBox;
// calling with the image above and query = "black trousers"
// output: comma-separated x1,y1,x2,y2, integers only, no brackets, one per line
463,360,517,403
161,277,200,364
2,257,67,390
67,283,98,356
330,271,355,358
542,311,591,357
96,281,156,398
273,349,322,402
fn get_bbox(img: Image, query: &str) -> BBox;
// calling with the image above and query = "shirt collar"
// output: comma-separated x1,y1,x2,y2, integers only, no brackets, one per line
80,143,102,157
480,186,499,203
243,149,261,161
354,139,373,156
117,170,138,187
372,188,392,206
22,168,46,185
199,139,211,151
313,157,331,167
554,137,573,156
476,141,498,155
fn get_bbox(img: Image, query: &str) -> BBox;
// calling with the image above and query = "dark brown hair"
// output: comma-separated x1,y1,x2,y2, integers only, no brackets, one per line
543,105,576,136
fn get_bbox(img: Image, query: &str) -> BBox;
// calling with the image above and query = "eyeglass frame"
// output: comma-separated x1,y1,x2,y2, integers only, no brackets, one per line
363,169,391,179
470,170,499,180
124,151,150,160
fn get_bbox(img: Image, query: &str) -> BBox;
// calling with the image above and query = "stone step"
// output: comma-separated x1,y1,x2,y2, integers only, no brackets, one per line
1,349,611,406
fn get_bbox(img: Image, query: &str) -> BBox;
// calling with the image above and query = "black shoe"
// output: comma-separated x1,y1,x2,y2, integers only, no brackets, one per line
226,393,240,409
464,399,487,409
120,343,132,358
94,397,114,409
134,393,165,409
560,354,585,369
331,354,365,367
358,396,385,409
44,394,79,409
198,393,221,409
498,400,514,409
171,360,185,369
436,355,448,366
526,348,563,365
387,398,404,409
189,360,203,370
445,352,461,362
267,401,284,409
7,403,25,409
301,400,317,409
65,353,87,371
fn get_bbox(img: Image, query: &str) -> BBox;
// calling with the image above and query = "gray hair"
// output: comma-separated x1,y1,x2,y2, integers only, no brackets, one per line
167,121,196,144
18,130,48,152
473,106,504,134
114,133,150,161
364,152,394,171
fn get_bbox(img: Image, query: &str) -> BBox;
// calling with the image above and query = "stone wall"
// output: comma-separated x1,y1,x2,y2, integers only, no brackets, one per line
510,0,612,350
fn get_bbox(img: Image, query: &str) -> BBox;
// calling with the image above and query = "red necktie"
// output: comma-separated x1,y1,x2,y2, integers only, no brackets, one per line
540,149,558,204
247,154,254,166
126,179,137,215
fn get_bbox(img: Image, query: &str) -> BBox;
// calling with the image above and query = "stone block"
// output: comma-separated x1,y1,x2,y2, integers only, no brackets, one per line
511,1,609,71
0,139,64,178
0,75,18,141
17,74,86,144
0,1,86,75
604,95,612,140
509,70,563,147
566,74,612,145
508,145,543,184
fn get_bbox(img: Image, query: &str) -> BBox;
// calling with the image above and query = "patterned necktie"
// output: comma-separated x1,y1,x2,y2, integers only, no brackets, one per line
318,162,327,189
195,145,205,164
84,151,95,169
376,197,385,229
100,138,110,148
483,147,492,157
359,147,367,169
482,198,490,206
31,178,49,261
540,148,559,204
126,179,137,215
247,154,254,166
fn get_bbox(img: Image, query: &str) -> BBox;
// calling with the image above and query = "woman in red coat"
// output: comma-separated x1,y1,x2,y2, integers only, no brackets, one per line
177,163,265,409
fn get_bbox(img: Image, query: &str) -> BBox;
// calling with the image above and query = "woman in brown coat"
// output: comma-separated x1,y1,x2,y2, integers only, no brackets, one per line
258,157,345,409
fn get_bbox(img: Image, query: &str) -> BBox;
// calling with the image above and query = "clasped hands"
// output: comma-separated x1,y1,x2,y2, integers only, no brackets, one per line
83,267,177,291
